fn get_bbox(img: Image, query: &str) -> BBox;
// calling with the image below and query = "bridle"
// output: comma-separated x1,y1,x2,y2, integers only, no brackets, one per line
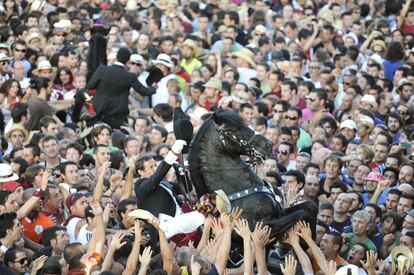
217,126,266,164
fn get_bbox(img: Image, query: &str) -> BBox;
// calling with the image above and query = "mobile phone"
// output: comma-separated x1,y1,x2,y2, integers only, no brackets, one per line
400,141,412,149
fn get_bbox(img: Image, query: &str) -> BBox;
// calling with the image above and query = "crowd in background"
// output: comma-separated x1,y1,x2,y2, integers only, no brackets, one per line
1,0,414,274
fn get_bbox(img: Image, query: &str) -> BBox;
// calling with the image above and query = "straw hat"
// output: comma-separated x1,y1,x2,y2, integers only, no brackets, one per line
204,77,222,90
180,39,201,58
128,209,168,231
0,53,12,62
391,246,414,275
29,0,46,12
370,39,387,52
215,190,231,214
26,33,46,45
231,48,256,68
5,124,29,141
32,60,57,76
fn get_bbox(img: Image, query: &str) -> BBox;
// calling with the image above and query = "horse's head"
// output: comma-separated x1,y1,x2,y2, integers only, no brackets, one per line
213,109,273,161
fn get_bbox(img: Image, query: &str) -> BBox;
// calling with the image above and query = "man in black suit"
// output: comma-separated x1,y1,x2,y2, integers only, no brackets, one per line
134,139,204,241
85,47,155,129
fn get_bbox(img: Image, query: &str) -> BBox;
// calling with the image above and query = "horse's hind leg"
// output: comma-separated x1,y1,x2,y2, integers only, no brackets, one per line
266,201,318,241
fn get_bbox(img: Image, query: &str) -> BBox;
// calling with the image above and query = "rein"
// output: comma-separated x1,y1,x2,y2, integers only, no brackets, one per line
217,127,266,164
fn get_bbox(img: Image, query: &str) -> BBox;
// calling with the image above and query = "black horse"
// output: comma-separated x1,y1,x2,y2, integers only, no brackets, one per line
188,109,317,240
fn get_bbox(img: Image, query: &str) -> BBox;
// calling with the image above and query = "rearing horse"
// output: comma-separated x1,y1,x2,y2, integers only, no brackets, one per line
188,109,317,240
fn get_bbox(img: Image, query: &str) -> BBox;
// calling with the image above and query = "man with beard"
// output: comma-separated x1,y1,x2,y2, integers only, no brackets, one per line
382,189,402,212
386,112,403,144
376,92,394,122
352,164,371,193
331,193,352,232
41,184,64,225
302,175,320,202
347,190,363,215
373,142,389,173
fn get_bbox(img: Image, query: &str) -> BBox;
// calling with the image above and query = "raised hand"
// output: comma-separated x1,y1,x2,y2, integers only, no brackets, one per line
230,207,243,222
140,246,153,266
361,250,377,273
110,231,127,250
220,213,232,229
298,221,312,242
109,173,123,192
41,169,52,190
171,140,187,155
190,255,202,275
234,219,251,240
90,198,103,216
324,260,337,275
211,218,224,237
284,226,299,246
32,255,48,272
281,255,297,275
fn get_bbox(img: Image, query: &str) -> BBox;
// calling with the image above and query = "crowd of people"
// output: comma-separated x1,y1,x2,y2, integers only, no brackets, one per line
0,0,414,274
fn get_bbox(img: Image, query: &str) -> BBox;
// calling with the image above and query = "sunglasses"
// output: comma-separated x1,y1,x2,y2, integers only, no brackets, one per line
397,110,407,116
53,173,61,178
14,258,30,265
131,62,142,66
305,97,316,102
277,150,288,156
285,115,298,120
14,48,26,53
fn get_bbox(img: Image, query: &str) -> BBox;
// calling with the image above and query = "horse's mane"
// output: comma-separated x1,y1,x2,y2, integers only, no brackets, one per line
188,109,249,196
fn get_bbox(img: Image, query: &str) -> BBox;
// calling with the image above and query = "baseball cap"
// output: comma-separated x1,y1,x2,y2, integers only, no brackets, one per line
340,119,357,130
3,181,20,192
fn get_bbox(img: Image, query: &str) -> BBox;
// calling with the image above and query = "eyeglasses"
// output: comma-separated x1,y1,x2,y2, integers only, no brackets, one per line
397,110,407,115
277,150,288,156
14,48,26,53
52,173,61,178
305,97,316,102
14,258,29,265
285,115,298,120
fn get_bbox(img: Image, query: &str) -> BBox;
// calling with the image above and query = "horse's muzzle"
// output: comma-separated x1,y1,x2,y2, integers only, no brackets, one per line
249,134,273,157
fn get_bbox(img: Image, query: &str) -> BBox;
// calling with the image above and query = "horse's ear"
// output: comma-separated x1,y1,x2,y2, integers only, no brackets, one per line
212,112,222,125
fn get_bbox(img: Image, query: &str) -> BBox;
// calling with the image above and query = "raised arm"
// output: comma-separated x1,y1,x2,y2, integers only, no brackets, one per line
196,215,213,252
235,219,253,275
252,222,272,275
215,213,233,275
285,226,313,275
120,158,137,201
87,198,105,256
149,218,174,275
122,220,142,275
298,221,328,273
17,170,50,220
94,161,110,202
137,247,153,275
101,232,127,272
398,0,413,28
369,180,390,205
